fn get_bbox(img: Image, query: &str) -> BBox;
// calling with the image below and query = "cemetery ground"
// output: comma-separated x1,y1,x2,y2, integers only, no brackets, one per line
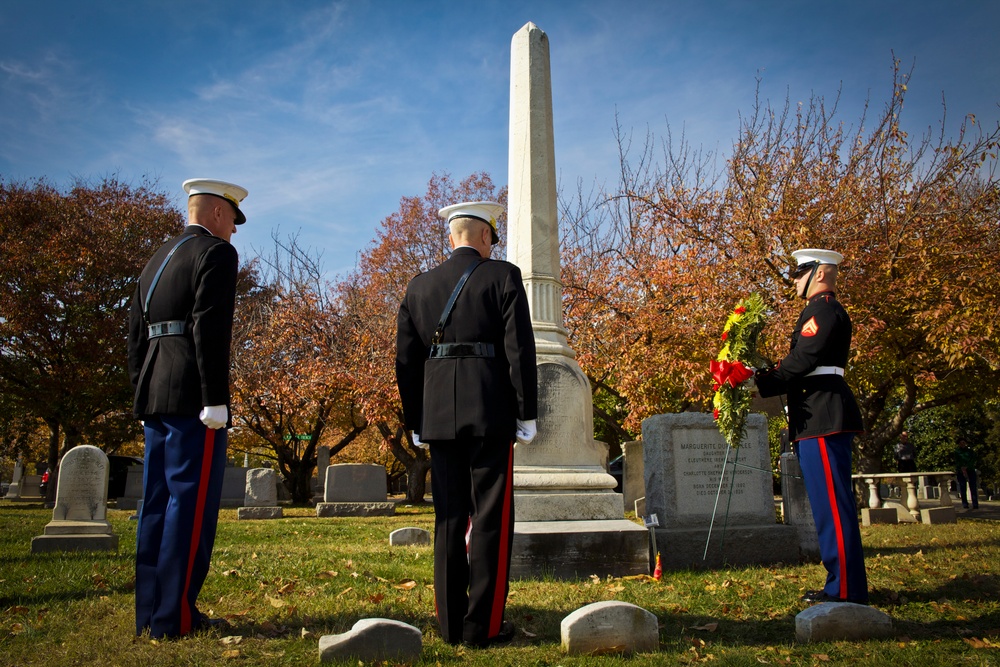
1,502,999,667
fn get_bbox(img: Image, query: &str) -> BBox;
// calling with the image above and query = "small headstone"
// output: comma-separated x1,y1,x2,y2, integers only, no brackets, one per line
31,445,118,553
921,507,957,524
237,468,283,520
634,497,646,517
318,618,421,663
4,458,24,499
389,527,431,546
622,440,644,510
861,508,898,525
314,445,331,501
560,601,658,655
220,467,249,508
780,452,820,559
116,465,145,511
316,464,395,517
795,602,893,642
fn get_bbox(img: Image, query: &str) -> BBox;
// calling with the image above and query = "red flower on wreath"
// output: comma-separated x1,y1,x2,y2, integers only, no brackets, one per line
710,359,753,389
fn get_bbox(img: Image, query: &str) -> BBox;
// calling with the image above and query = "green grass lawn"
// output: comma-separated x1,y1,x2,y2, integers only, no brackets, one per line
1,501,998,666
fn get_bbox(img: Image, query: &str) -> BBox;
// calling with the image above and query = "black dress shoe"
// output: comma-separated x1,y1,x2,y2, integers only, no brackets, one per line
801,589,846,603
192,615,229,632
465,621,516,648
801,589,868,604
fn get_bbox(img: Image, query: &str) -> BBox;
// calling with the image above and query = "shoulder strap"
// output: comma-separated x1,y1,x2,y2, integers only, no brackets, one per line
432,258,484,345
142,234,198,324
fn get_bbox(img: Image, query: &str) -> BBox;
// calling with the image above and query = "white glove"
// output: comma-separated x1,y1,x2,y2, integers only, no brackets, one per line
411,432,429,450
516,419,537,445
199,405,228,430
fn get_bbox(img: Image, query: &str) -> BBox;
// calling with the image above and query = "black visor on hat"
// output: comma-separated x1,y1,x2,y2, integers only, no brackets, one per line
791,261,819,279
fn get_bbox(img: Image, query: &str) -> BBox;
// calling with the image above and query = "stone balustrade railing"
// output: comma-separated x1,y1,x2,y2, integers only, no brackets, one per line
852,471,956,521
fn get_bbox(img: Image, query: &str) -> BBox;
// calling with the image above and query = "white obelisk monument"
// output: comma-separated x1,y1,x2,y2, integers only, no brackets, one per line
507,22,647,577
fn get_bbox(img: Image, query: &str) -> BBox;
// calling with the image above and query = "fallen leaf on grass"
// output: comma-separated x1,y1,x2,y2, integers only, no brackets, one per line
691,623,718,632
222,569,239,577
221,636,243,645
300,627,312,639
369,594,385,604
222,649,240,659
316,571,338,579
964,637,997,649
277,582,296,595
265,594,286,608
337,587,353,597
811,654,830,661
394,579,417,590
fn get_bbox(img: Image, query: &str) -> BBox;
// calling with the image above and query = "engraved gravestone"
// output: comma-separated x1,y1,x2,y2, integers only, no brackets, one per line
31,445,118,553
642,413,797,568
316,464,394,517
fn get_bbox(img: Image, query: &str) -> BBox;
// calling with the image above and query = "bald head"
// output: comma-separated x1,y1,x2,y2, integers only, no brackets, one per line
448,216,493,258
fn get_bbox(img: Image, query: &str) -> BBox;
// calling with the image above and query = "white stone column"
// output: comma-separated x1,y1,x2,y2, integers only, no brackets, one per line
505,21,647,578
508,21,620,520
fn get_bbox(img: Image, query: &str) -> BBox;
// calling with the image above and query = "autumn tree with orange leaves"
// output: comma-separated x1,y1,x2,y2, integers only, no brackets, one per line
340,172,506,503
230,233,366,503
563,63,1000,477
0,176,182,499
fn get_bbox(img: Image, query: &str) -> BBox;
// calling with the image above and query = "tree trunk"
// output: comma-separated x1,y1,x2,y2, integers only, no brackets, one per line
405,457,431,504
286,458,315,505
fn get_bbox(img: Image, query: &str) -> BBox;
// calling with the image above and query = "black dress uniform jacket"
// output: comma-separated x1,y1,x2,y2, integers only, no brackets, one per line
755,291,864,441
127,225,239,421
395,247,537,441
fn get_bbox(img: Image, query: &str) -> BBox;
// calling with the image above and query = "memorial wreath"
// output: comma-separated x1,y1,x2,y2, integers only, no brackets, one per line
710,293,770,449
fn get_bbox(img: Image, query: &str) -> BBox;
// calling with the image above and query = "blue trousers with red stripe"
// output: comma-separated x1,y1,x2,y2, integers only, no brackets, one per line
797,433,869,603
136,416,227,638
429,435,514,645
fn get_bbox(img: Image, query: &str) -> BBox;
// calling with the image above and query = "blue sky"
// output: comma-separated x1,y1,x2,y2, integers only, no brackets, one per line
2,1,997,276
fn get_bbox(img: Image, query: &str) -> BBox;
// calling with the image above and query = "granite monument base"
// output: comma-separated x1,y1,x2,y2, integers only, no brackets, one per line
511,519,649,579
653,523,800,569
31,533,119,553
237,506,283,520
316,502,395,517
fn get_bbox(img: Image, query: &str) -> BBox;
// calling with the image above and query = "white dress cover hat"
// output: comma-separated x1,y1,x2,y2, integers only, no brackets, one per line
183,178,249,225
438,201,503,245
792,248,844,267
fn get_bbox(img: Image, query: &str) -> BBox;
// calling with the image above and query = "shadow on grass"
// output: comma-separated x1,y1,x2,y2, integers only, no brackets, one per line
866,537,1000,557
871,573,1000,605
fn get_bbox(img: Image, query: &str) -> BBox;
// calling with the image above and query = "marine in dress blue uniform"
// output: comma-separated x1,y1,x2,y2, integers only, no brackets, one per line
395,201,538,647
755,249,869,604
127,178,247,638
